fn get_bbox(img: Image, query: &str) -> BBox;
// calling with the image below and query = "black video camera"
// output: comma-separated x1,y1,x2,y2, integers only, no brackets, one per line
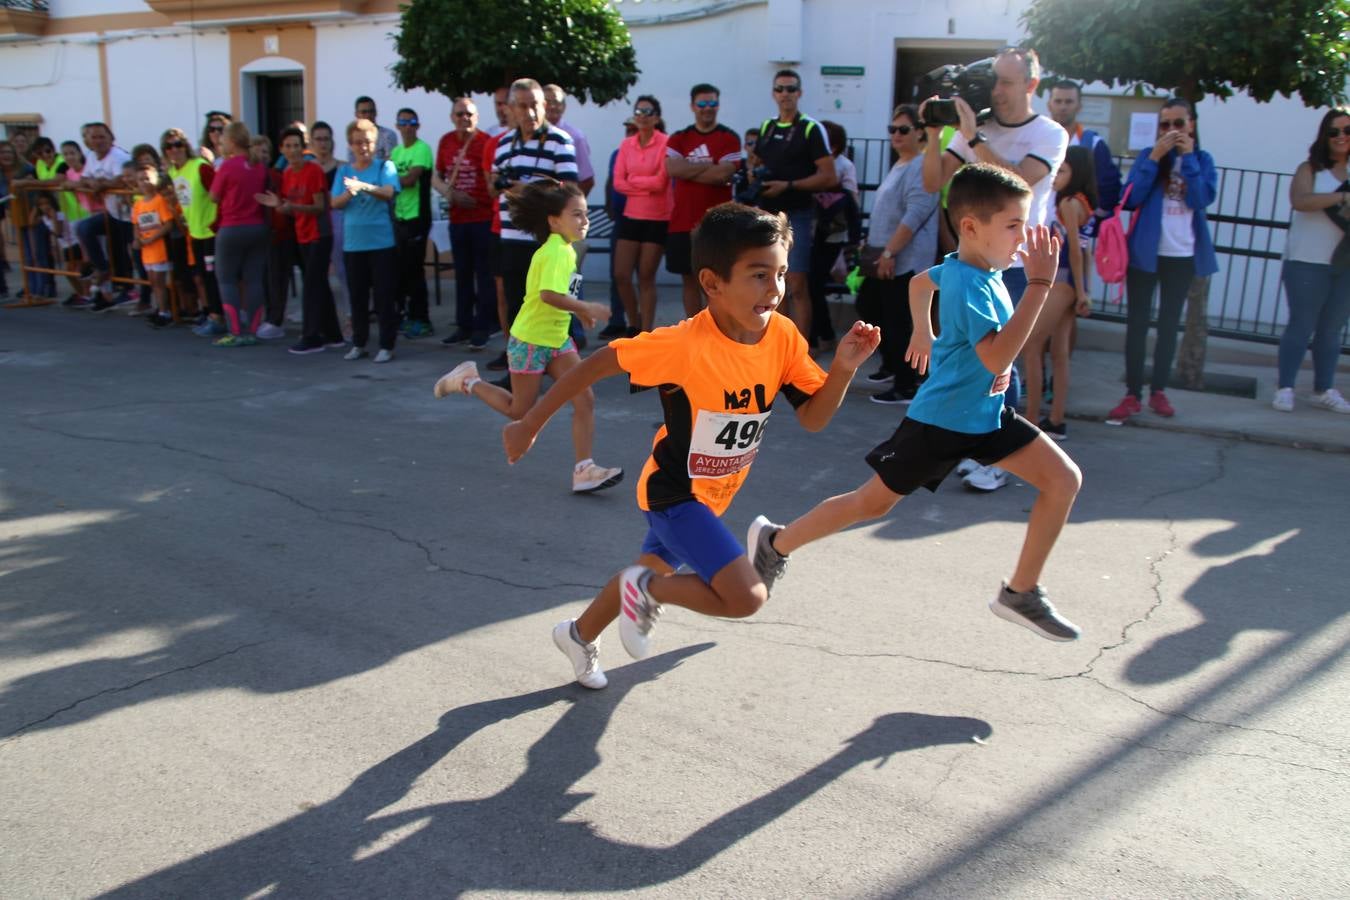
918,57,996,128
733,164,773,205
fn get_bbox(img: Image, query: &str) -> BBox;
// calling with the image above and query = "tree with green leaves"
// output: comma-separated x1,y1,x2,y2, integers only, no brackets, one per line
1022,0,1350,388
391,0,640,106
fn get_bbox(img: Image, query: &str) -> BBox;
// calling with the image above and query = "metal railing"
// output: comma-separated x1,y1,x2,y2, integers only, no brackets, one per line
844,137,1348,352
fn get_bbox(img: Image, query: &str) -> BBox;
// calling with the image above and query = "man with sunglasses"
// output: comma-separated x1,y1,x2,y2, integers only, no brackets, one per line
664,83,743,317
752,69,837,339
487,77,579,373
390,107,435,337
435,97,495,349
355,95,398,164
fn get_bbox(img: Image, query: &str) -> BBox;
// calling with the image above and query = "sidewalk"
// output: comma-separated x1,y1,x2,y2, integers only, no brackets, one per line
826,299,1350,454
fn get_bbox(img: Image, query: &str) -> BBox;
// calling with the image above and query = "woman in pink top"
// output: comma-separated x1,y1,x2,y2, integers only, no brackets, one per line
209,121,269,346
613,95,672,333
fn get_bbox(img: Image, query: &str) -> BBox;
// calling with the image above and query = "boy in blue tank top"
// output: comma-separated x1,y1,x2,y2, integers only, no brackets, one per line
748,163,1085,641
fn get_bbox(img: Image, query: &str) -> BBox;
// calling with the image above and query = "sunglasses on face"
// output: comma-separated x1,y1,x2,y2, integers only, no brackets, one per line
163,141,187,150
208,126,224,133
397,119,418,127
1326,126,1350,138
773,85,800,94
694,99,719,109
888,124,914,135
1159,118,1189,130
633,108,656,117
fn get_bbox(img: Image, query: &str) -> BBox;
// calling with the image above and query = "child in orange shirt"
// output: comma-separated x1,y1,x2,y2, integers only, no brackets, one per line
495,202,879,689
131,163,175,328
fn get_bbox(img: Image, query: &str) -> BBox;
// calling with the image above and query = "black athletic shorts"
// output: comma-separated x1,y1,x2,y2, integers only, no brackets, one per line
665,230,692,275
865,406,1041,495
616,215,669,245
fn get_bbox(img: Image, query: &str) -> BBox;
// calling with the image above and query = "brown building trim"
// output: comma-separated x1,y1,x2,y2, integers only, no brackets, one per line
0,7,49,36
228,24,318,127
44,13,172,36
147,1,365,22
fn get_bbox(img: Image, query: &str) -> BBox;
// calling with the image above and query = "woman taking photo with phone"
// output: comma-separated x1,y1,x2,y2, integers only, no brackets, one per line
1107,98,1217,424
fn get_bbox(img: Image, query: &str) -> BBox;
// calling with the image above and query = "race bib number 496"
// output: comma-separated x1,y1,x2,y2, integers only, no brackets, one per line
687,409,770,479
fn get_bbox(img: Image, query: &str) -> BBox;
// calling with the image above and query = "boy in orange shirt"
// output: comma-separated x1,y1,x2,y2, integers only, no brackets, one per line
489,202,880,688
131,163,175,328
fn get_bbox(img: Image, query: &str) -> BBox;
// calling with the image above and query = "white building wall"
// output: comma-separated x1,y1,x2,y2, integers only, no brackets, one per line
104,30,230,148
313,18,452,144
0,41,103,144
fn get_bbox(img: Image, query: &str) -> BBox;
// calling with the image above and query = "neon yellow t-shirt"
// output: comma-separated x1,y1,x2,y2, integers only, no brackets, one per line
510,233,579,348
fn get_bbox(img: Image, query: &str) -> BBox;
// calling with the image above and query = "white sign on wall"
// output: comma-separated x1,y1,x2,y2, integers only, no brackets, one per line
821,77,864,114
1128,112,1157,150
263,35,279,55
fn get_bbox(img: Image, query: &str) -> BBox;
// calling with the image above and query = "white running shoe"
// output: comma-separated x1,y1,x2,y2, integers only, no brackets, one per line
552,620,607,689
373,348,394,364
256,322,287,340
963,464,1008,492
1272,387,1294,412
1311,388,1350,414
572,463,623,493
955,458,980,478
618,566,662,659
433,361,480,398
344,346,368,361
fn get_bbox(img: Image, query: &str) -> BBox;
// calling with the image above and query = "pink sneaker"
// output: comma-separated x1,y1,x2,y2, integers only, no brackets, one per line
1106,394,1142,425
1148,390,1175,417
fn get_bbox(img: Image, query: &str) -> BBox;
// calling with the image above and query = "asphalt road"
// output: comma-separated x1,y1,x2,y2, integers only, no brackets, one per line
2,306,1346,898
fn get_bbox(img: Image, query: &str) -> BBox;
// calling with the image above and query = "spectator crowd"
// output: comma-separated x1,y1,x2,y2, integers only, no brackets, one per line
1,51,1347,420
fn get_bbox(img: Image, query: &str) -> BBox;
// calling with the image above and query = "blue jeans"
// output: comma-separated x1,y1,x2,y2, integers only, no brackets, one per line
25,219,55,296
449,220,495,338
75,212,133,283
1278,260,1350,392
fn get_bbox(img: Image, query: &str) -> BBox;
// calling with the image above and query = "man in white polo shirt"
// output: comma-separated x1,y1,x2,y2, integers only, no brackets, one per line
921,46,1068,492
72,122,134,309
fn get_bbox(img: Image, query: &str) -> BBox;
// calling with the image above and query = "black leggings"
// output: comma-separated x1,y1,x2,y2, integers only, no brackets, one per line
855,269,918,390
1124,257,1195,397
344,246,398,351
190,235,223,316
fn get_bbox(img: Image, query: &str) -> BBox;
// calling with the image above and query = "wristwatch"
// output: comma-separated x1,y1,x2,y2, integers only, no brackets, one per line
881,249,894,260
969,131,988,147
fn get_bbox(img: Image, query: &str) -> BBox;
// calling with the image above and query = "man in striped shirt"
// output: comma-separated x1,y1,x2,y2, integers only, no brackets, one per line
487,77,579,373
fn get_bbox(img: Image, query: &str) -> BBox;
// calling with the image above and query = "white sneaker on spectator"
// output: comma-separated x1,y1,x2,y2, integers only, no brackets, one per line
1311,388,1350,414
344,346,368,361
963,464,1008,492
955,458,980,478
256,322,286,340
1272,387,1294,412
373,348,394,364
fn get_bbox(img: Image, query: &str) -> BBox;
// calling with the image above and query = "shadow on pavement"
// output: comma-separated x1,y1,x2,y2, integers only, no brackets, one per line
103,642,991,898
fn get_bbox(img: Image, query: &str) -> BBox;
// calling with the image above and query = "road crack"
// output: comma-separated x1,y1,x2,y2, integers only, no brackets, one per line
1,640,269,744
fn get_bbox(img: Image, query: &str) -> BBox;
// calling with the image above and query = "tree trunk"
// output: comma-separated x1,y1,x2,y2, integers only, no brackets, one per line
1173,275,1210,390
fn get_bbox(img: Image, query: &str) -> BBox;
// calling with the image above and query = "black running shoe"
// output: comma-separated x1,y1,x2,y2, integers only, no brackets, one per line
989,584,1080,641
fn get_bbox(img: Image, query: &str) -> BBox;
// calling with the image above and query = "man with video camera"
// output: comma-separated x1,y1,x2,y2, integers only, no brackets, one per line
919,46,1068,493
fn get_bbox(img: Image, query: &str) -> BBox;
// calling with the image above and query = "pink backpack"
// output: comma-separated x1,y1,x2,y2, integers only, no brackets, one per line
1094,183,1134,300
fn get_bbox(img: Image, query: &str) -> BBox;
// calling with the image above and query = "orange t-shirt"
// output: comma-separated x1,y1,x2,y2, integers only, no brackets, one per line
132,194,172,266
611,310,827,517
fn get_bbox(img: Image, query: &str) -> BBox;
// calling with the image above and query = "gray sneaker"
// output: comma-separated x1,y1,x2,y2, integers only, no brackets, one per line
552,620,607,689
747,515,788,594
989,584,1080,641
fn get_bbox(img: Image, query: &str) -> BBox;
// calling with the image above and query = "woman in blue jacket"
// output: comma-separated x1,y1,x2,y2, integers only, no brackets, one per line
1107,98,1217,424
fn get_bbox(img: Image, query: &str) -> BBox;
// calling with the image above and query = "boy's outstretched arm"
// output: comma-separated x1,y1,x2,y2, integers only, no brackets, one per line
974,224,1059,376
794,321,881,432
905,268,938,375
503,346,625,463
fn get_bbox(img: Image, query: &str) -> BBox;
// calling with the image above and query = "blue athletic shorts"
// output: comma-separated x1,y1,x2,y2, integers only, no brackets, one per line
639,500,745,584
